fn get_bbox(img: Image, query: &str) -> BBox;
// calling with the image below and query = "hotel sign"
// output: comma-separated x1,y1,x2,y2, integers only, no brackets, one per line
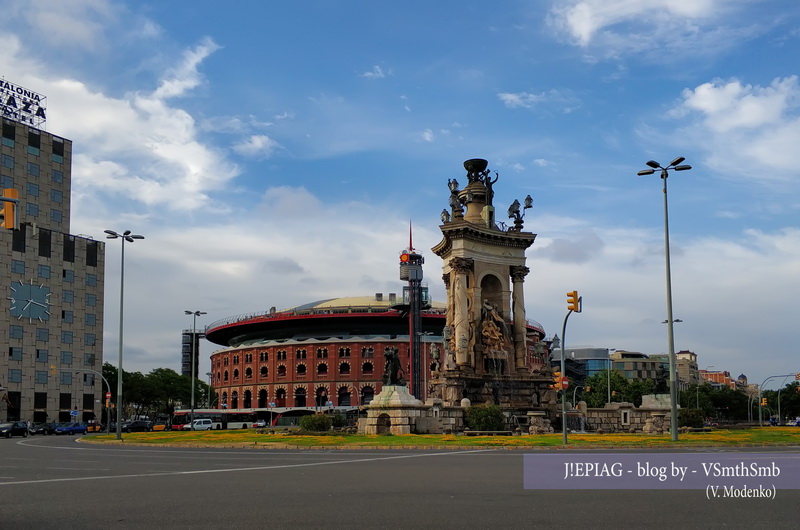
1,78,47,128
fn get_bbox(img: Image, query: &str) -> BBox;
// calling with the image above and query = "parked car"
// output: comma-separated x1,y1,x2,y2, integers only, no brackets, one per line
182,419,213,431
86,422,105,433
121,420,152,433
151,422,169,431
29,422,59,435
0,421,29,438
254,419,268,428
54,422,88,435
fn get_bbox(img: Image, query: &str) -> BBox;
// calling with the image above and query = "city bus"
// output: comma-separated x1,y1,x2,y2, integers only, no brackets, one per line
171,406,361,430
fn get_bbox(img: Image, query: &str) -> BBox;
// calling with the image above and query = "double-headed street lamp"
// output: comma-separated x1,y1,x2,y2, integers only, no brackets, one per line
637,157,692,442
105,229,144,440
185,310,207,430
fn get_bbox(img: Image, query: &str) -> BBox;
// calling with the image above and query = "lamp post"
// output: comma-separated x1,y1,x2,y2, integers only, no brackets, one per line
185,310,207,430
206,372,213,408
637,157,692,442
418,332,433,402
75,368,112,434
104,229,144,440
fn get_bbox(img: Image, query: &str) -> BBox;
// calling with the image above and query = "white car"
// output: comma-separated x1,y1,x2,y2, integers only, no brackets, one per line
182,419,213,431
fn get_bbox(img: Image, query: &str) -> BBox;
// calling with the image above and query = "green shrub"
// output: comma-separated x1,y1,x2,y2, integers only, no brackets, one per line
465,404,506,431
299,414,333,432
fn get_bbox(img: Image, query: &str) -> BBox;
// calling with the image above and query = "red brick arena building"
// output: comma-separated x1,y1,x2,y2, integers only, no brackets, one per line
204,293,546,417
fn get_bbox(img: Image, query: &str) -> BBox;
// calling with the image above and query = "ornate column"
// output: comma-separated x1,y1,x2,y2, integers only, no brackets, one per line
510,265,530,371
450,257,473,367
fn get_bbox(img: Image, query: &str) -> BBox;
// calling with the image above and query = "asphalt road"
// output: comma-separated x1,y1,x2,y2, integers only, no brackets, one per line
1,435,798,529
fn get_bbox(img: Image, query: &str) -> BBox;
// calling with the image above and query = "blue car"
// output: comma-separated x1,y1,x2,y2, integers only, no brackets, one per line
54,422,88,435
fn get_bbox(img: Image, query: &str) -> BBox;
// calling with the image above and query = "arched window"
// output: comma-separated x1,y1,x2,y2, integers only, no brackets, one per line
277,365,287,377
258,389,267,408
362,362,373,374
361,386,375,405
260,366,268,378
294,387,306,407
243,390,252,408
233,369,239,380
337,387,351,406
232,391,239,409
275,388,287,408
297,364,307,376
339,362,350,375
245,367,253,379
317,363,328,376
223,370,229,382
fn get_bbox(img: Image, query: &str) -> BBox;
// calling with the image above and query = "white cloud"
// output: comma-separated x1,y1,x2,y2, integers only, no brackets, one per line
232,135,281,158
421,129,434,142
672,76,800,183
498,89,581,113
362,65,386,78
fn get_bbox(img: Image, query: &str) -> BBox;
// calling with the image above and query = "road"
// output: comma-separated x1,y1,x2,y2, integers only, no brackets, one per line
1,435,798,529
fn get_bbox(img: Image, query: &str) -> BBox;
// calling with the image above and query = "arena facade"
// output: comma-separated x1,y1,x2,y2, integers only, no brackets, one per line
204,293,545,410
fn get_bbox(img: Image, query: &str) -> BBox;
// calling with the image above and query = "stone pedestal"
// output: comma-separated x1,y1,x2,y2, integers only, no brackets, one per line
364,385,426,435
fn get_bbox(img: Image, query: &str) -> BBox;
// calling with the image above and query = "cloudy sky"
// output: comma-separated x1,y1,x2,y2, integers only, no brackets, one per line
2,1,799,390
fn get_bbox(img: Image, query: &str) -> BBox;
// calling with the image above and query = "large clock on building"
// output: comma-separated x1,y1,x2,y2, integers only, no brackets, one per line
8,279,51,323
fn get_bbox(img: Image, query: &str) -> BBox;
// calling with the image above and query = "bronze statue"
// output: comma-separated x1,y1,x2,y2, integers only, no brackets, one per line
382,347,404,386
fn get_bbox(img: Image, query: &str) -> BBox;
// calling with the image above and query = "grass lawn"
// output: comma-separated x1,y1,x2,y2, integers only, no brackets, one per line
81,426,800,449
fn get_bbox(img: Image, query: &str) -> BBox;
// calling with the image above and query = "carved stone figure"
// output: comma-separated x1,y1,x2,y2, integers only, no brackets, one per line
440,209,451,223
382,347,404,385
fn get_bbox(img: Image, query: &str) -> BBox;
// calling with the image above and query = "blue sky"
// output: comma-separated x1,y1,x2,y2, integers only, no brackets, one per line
2,1,799,389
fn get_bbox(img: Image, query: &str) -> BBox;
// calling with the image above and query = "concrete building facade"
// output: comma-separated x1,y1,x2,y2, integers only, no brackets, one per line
1,112,105,423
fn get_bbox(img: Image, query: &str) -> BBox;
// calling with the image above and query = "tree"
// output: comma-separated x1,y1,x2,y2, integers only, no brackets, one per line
583,370,628,408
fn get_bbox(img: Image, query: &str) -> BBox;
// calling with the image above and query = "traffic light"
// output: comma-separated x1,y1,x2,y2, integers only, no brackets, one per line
585,386,591,393
760,397,767,406
566,290,580,312
795,372,800,381
550,369,563,391
1,188,19,230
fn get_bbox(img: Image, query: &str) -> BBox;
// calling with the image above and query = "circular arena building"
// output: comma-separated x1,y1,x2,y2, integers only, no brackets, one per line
204,292,545,416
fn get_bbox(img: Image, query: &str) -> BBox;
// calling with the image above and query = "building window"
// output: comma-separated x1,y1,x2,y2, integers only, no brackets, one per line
36,328,49,342
85,314,96,326
362,347,374,358
62,310,73,323
83,353,95,366
35,371,48,384
12,224,26,252
51,189,63,203
339,362,350,375
27,162,40,176
36,349,48,363
83,373,95,386
85,293,96,306
362,362,374,374
316,348,328,359
63,290,74,303
296,349,307,360
8,369,22,383
317,363,328,376
11,260,25,274
223,371,228,382
84,333,96,346
61,236,75,263
63,269,74,282
38,264,51,279
233,369,239,380
86,241,98,267
34,392,47,409
27,182,39,197
297,364,307,376
260,366,268,378
245,367,253,379
60,372,72,385
339,347,351,358
277,365,287,377
2,121,14,143
277,350,287,361
1,154,13,169
61,351,72,365
61,331,73,344
38,228,52,257
52,137,65,158
10,325,24,339
9,347,23,361
26,202,39,216
52,169,63,183
28,130,40,149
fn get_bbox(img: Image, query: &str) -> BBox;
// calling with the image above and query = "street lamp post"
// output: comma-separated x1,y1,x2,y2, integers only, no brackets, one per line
185,310,207,430
104,229,144,440
206,372,213,408
75,368,112,434
637,157,692,442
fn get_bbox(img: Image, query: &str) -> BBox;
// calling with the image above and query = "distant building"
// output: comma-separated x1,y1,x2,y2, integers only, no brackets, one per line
699,369,736,389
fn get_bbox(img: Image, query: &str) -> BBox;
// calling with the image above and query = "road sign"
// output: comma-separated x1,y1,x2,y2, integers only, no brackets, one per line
561,377,569,389
70,409,79,417
106,392,111,399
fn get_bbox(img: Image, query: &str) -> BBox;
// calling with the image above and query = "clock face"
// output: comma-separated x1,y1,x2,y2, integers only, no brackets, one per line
8,279,51,323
